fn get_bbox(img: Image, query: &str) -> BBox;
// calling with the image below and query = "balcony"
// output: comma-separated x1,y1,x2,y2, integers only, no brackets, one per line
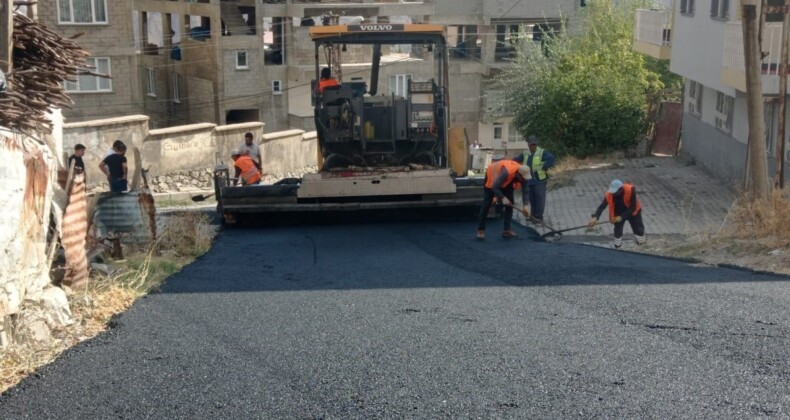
722,22,786,93
633,9,672,60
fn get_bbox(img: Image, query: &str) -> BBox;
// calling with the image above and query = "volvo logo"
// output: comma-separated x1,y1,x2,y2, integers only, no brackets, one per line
349,24,404,32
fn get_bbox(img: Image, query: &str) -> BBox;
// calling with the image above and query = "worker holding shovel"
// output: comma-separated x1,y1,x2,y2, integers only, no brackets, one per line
588,179,646,249
476,159,531,240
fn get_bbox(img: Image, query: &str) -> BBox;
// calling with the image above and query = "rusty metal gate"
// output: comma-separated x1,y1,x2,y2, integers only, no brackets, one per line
652,101,682,156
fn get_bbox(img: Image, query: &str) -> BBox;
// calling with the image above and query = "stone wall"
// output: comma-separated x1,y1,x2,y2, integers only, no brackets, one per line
0,130,71,347
63,116,319,193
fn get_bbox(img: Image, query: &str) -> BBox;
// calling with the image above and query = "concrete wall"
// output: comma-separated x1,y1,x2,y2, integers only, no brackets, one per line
62,116,149,191
680,113,746,187
261,129,318,176
62,116,319,192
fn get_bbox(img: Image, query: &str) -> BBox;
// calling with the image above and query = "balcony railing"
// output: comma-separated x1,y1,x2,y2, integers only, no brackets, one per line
722,22,785,93
633,9,672,60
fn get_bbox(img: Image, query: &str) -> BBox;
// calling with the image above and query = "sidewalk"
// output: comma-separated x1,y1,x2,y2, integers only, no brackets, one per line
515,156,737,246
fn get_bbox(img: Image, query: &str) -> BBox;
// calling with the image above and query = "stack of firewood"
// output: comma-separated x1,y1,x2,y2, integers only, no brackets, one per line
0,13,92,134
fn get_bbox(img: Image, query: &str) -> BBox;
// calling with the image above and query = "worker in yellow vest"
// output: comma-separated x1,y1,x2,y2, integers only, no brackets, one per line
588,179,645,249
476,159,531,240
514,135,555,222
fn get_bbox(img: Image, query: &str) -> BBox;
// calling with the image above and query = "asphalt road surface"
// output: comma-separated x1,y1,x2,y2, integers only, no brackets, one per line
3,220,790,419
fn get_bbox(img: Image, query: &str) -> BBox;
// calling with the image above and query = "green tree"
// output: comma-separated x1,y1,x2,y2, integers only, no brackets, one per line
494,0,675,157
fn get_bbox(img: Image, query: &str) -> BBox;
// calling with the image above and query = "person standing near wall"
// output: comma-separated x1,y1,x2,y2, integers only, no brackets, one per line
515,135,555,222
238,132,262,171
68,144,86,175
231,149,262,186
99,140,128,193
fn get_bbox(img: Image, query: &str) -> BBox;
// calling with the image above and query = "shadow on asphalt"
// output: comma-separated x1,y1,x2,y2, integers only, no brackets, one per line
151,205,790,295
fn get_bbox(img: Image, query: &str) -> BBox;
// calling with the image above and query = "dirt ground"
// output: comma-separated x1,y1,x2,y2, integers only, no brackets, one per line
642,236,790,276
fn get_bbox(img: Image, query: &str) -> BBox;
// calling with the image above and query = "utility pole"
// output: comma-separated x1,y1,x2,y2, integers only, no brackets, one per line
773,1,790,188
0,0,12,76
742,2,771,200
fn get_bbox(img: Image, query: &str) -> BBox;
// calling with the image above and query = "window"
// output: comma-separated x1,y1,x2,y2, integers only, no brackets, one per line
389,74,412,97
680,0,695,15
58,0,108,24
493,124,507,148
507,122,520,143
688,80,702,117
710,0,729,19
236,50,248,70
146,67,156,97
715,92,733,133
172,73,182,103
64,57,111,92
272,80,282,95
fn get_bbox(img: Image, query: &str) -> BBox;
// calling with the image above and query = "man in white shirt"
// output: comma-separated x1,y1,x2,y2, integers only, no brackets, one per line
238,132,262,171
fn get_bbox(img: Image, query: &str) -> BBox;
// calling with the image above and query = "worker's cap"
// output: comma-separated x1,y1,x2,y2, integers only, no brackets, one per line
527,135,538,145
231,149,241,156
608,179,623,194
518,165,532,180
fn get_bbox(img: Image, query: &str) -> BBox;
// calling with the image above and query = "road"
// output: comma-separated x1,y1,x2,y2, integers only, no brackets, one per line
2,221,790,418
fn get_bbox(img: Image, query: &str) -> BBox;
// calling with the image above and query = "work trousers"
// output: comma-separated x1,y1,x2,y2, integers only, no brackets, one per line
613,211,645,242
528,181,547,220
477,185,514,231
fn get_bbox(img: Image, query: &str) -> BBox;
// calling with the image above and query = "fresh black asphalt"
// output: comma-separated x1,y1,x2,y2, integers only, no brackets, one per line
3,220,790,418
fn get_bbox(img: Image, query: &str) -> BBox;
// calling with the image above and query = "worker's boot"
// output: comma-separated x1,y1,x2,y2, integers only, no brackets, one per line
502,230,518,238
476,229,485,240
635,235,646,245
613,236,623,249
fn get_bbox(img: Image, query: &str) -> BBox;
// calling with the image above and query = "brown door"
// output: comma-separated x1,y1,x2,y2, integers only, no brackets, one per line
652,102,682,156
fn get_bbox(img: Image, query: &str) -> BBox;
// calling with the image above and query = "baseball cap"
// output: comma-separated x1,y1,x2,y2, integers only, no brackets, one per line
518,165,532,180
608,179,623,194
527,135,538,145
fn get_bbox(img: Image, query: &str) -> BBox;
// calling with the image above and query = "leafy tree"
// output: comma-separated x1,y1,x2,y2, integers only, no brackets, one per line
494,0,676,157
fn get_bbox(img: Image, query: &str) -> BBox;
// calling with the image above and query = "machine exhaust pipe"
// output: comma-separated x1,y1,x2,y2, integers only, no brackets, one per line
369,43,381,96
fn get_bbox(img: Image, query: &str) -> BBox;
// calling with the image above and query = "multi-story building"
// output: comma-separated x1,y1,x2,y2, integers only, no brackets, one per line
40,1,143,121
45,0,583,150
634,0,790,185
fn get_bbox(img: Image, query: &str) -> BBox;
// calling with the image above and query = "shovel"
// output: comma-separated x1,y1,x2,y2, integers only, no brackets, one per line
538,220,615,240
191,193,215,202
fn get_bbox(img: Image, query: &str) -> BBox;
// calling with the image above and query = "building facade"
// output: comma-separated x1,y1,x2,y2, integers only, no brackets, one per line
634,0,790,185
45,0,584,151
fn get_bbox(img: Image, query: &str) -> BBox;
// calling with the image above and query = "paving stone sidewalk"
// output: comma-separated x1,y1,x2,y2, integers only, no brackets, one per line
515,156,737,245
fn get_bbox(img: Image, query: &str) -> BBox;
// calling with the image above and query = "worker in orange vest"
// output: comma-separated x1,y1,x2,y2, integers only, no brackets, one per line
316,67,339,94
476,158,531,240
588,179,645,249
231,149,262,186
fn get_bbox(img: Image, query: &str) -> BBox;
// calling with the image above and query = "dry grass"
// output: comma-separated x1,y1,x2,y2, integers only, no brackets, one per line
645,189,790,275
0,211,217,393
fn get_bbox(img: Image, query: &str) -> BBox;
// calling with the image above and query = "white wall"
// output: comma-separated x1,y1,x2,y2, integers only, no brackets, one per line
670,2,736,96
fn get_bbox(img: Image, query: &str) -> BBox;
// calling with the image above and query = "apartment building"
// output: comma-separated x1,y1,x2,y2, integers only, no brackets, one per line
634,0,790,185
44,0,583,147
39,1,143,122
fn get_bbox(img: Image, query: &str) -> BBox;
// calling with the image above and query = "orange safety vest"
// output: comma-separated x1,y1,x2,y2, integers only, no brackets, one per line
234,155,261,185
605,183,642,220
318,78,339,93
485,160,522,189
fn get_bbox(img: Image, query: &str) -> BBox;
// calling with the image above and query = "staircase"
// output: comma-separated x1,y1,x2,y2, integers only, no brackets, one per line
220,3,253,36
